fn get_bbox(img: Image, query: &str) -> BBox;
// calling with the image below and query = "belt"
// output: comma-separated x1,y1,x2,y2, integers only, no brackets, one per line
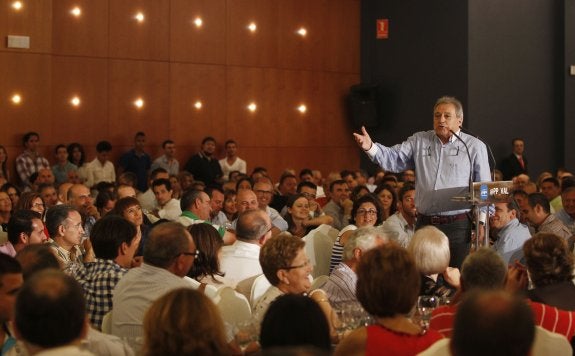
418,213,469,226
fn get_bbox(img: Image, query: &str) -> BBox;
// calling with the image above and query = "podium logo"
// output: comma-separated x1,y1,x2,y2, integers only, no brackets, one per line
480,184,489,201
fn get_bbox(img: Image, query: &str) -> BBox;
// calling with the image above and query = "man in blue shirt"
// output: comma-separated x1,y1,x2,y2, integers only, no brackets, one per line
119,132,151,192
354,96,491,268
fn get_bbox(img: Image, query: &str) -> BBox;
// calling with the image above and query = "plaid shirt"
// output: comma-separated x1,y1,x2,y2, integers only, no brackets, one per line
74,259,127,330
15,150,50,187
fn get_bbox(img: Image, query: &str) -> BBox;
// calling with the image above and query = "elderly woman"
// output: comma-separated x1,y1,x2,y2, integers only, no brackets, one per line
407,226,459,299
143,288,230,356
253,234,333,327
523,232,575,310
335,244,443,355
330,194,383,272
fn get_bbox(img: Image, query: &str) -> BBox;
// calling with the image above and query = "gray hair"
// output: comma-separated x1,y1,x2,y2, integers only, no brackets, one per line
343,226,389,260
407,226,450,275
434,96,463,119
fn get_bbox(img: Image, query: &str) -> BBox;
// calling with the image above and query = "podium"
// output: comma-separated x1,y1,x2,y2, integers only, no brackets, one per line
453,181,514,250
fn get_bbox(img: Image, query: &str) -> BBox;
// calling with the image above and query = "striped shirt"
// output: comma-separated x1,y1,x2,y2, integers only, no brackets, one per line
322,262,357,304
430,300,575,339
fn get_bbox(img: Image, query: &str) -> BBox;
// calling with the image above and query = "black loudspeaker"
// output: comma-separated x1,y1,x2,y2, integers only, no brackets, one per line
348,84,380,128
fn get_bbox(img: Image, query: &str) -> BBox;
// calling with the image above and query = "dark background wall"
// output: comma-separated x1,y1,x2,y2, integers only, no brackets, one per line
359,0,574,179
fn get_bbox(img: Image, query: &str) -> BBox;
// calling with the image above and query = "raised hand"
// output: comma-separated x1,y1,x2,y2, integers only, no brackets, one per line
353,126,373,151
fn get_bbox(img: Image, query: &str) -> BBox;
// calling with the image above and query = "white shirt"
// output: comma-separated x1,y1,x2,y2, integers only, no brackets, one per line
220,240,262,285
111,263,196,339
158,199,182,221
219,157,247,181
137,189,156,212
84,158,116,189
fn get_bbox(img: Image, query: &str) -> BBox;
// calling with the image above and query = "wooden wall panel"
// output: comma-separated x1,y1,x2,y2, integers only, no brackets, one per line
277,0,328,70
109,0,170,60
226,0,279,67
0,53,52,145
170,0,226,64
52,0,109,57
169,63,227,149
0,0,361,184
226,66,279,147
51,56,108,146
0,0,52,53
108,59,170,151
324,0,360,73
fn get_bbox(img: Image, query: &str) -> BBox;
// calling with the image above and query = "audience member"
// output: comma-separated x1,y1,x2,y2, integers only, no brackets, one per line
1,183,21,209
52,144,78,185
500,138,529,180
254,234,332,327
540,177,563,212
408,226,459,299
95,190,116,217
555,186,575,233
269,173,298,213
110,197,150,256
254,180,288,236
38,183,59,209
220,210,272,285
187,223,234,289
429,248,508,337
111,222,201,340
323,180,353,230
206,186,227,226
143,288,230,356
0,254,22,354
15,132,50,190
46,205,94,271
184,136,223,186
151,139,179,176
490,198,531,263
329,194,383,272
16,192,44,220
137,167,169,212
219,139,247,182
119,132,152,192
381,183,416,247
68,184,100,237
522,232,575,310
450,290,535,356
0,210,46,257
522,193,572,240
260,294,331,353
322,227,387,304
150,178,181,221
67,142,88,183
334,244,443,355
373,184,397,222
75,215,139,330
14,270,92,355
84,140,115,189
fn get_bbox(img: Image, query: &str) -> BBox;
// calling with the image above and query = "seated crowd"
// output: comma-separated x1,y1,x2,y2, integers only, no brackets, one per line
1,131,575,355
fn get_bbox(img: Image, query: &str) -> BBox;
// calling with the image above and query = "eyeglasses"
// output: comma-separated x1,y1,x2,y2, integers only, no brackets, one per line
33,202,45,209
357,209,377,216
301,192,316,200
180,250,200,259
65,221,83,230
281,259,311,270
255,189,273,195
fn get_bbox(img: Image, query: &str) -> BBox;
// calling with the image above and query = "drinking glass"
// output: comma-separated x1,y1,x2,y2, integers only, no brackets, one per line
416,295,439,329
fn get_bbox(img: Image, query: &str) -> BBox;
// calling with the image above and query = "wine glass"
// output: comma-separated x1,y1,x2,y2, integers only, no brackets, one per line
234,320,257,354
416,295,439,329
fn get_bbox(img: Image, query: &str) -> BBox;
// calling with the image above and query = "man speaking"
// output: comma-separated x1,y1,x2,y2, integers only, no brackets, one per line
353,96,491,268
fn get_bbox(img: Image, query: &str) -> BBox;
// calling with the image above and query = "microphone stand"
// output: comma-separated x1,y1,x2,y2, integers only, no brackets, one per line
449,129,488,250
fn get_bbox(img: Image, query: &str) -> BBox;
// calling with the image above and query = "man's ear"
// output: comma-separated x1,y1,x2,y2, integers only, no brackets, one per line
118,242,128,256
19,232,29,244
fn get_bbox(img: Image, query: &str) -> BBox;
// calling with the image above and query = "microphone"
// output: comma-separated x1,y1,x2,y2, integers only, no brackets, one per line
458,127,497,179
450,129,474,201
